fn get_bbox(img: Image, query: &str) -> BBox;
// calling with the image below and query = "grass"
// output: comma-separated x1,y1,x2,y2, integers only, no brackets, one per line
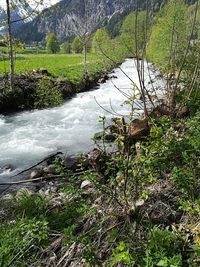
0,53,109,83
0,47,126,110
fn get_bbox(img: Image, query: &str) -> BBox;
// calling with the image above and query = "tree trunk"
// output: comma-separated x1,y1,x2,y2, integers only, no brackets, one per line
6,0,14,91
83,42,88,80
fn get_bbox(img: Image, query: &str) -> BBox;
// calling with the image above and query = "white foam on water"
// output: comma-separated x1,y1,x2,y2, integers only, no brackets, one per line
0,59,165,180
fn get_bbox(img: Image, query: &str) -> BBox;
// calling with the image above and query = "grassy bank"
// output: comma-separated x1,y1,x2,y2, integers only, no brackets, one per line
0,49,126,112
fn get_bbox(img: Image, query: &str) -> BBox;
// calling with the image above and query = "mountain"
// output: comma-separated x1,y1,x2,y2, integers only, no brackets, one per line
0,0,61,34
0,0,33,34
14,0,164,43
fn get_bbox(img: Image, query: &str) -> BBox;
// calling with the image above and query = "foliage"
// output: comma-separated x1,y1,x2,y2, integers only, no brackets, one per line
147,0,188,70
144,227,183,267
1,1,200,265
186,3,200,39
110,241,132,266
12,189,49,218
72,36,83,53
46,194,88,231
46,33,60,54
120,11,149,56
178,45,200,114
60,41,71,54
92,28,111,53
34,79,63,108
188,245,200,267
0,218,48,267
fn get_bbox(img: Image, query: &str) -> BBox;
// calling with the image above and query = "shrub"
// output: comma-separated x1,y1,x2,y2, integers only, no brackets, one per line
34,79,63,108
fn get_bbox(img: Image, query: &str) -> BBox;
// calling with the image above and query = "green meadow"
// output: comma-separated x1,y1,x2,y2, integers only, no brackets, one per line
0,53,112,83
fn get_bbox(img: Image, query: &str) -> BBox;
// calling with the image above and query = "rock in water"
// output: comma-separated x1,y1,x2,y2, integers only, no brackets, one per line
63,156,79,171
30,169,44,179
94,131,116,143
1,164,14,172
43,164,56,174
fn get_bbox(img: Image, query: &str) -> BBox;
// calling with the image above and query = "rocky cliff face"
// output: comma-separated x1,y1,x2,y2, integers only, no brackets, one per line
0,0,33,33
0,1,62,34
15,0,156,42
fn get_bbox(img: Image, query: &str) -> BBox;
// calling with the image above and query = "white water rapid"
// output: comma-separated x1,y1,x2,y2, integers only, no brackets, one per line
0,59,165,181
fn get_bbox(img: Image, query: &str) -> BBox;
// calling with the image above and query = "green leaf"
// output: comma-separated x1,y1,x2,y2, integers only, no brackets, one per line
157,258,168,267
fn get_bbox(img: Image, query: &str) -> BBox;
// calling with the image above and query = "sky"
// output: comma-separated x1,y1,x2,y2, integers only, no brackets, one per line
0,0,61,10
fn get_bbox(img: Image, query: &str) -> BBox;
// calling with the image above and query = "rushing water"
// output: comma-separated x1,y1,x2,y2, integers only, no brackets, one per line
0,59,164,181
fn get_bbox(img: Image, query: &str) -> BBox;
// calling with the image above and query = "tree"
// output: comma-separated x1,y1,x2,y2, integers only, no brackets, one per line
46,33,60,54
6,0,14,91
187,3,200,40
147,0,188,70
4,0,45,91
70,0,102,80
120,11,149,56
71,37,83,53
92,28,110,53
147,0,199,114
60,42,71,54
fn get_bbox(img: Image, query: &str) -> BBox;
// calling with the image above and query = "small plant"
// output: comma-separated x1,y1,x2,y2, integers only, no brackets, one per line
12,189,49,218
110,241,132,266
171,166,197,199
144,227,183,267
46,193,89,231
179,199,200,216
54,156,65,175
188,245,200,267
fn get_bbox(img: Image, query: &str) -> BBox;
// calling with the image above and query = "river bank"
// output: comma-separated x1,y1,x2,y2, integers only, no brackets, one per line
0,57,123,113
0,93,199,266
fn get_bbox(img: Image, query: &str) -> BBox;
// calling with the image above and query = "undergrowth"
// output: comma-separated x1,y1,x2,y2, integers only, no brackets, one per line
0,108,200,266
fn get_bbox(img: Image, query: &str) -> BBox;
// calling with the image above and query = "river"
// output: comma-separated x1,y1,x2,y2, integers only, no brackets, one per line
0,59,165,181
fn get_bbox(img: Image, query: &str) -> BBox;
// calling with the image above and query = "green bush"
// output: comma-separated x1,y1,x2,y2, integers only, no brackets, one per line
34,79,64,108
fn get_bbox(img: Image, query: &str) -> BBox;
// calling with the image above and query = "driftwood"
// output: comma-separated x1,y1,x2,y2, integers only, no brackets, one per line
0,175,65,186
0,171,91,186
43,235,64,255
56,242,77,267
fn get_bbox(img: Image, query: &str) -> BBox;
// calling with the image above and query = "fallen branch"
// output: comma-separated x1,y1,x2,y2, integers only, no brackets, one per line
0,170,93,186
0,175,65,185
56,242,77,267
43,235,64,255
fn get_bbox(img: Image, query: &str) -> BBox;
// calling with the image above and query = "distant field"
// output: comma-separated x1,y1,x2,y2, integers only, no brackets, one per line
0,53,108,83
